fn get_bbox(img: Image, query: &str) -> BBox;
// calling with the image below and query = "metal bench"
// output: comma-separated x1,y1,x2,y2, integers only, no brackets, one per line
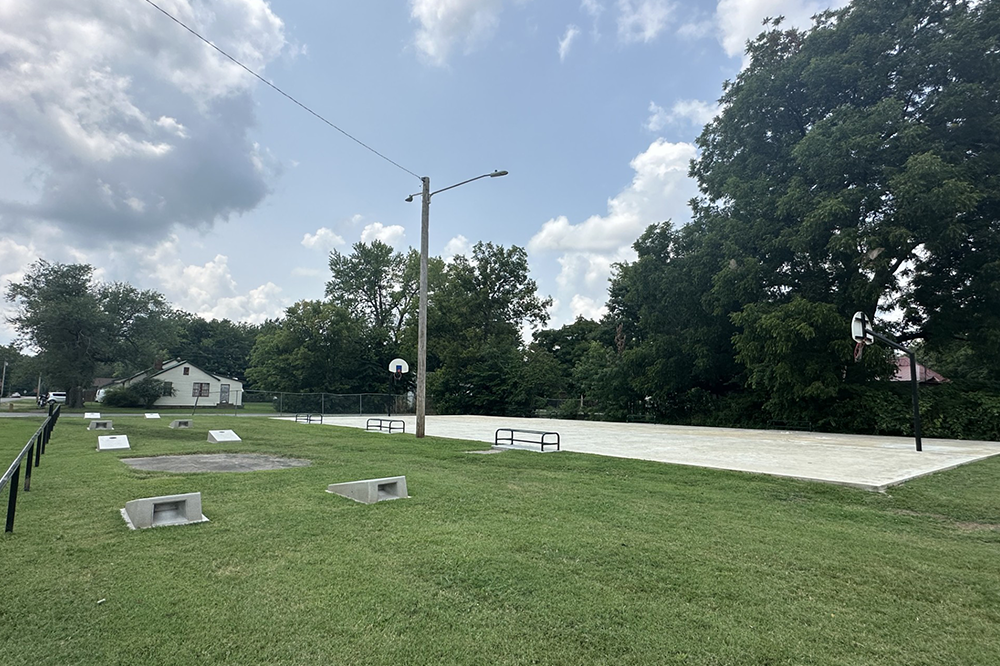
494,428,560,451
294,414,323,424
366,418,405,434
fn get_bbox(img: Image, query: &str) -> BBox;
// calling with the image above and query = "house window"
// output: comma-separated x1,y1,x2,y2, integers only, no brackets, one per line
183,367,190,375
161,381,173,397
192,382,210,398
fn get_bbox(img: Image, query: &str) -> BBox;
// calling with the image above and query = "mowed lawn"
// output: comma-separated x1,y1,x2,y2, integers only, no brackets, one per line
1,416,999,665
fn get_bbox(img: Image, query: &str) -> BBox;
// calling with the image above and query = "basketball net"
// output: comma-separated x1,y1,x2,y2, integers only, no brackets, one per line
394,370,402,381
854,340,865,363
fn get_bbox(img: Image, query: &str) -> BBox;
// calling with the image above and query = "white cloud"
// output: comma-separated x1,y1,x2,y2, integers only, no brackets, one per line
582,0,605,18
676,19,714,39
410,0,505,66
646,99,719,131
715,0,846,60
559,25,581,61
301,227,346,252
443,235,472,262
570,293,609,321
0,0,287,244
141,236,288,324
0,237,41,344
360,222,406,247
530,139,700,329
617,0,674,44
529,138,698,253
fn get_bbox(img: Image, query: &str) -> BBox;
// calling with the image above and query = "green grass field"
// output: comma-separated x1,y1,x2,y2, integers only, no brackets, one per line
2,416,998,665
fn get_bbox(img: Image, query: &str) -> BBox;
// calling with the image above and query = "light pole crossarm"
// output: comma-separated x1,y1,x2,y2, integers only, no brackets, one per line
430,171,507,198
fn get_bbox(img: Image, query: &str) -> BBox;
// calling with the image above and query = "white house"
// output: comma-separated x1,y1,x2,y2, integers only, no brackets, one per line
101,360,244,408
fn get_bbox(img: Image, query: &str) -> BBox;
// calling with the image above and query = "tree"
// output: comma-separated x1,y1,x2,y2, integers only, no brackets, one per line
97,281,180,375
326,241,419,346
5,260,177,406
246,300,380,395
691,0,1000,381
169,315,260,383
427,242,552,415
531,317,603,399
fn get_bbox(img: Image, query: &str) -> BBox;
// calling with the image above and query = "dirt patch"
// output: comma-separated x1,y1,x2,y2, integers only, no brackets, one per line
122,453,310,473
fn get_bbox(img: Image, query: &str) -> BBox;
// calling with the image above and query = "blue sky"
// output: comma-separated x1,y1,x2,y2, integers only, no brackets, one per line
0,0,842,346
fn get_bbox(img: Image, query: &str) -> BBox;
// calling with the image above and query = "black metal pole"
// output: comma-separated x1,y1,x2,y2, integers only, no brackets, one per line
908,350,923,452
23,442,33,492
5,463,20,532
867,329,923,453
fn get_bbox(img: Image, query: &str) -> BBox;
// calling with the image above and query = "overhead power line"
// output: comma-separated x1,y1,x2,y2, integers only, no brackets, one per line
141,0,421,181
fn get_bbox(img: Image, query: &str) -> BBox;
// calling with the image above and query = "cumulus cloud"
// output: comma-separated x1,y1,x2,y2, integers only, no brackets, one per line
143,238,288,323
530,138,699,329
410,0,505,66
529,139,698,253
617,0,675,44
360,222,407,247
559,25,581,61
0,0,286,244
301,227,346,252
646,99,719,131
715,0,846,60
570,294,609,321
443,235,473,262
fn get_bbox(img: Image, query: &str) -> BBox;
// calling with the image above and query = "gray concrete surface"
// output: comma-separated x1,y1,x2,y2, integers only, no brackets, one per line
296,414,1000,491
121,453,310,473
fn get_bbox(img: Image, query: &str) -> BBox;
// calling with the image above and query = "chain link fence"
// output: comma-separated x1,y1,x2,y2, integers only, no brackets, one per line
243,390,413,416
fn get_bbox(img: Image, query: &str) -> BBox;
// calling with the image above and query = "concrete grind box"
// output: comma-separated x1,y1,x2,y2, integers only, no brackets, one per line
122,492,209,530
326,476,408,504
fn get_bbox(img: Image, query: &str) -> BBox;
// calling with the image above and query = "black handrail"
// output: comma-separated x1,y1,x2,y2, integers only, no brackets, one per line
2,404,60,533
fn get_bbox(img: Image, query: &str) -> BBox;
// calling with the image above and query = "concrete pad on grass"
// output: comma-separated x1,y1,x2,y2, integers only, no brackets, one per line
300,414,1000,491
121,453,310,473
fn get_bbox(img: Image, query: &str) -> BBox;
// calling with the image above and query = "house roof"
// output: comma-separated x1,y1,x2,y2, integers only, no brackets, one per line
892,356,948,384
107,359,243,386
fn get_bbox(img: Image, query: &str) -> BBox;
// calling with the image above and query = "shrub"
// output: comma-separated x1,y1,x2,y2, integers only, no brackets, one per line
101,378,173,408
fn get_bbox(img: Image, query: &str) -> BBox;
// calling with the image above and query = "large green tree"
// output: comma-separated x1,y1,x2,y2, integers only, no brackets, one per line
246,300,380,395
168,315,259,383
5,260,176,406
692,0,1000,386
326,240,420,347
427,242,551,415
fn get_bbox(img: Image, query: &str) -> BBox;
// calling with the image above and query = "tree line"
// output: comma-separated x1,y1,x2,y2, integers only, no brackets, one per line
4,0,997,438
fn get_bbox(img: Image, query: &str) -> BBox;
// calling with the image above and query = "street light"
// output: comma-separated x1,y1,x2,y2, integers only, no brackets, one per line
406,170,508,438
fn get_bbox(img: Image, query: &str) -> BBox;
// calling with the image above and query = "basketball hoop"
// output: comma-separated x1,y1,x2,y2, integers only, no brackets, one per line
394,369,402,381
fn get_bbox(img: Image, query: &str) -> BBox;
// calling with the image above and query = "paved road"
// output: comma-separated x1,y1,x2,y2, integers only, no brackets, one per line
294,414,1000,491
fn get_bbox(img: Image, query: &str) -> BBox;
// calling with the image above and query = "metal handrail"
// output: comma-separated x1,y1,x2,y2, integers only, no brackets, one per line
2,404,60,533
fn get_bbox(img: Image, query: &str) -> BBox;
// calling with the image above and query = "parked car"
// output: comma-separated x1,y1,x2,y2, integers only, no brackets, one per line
10,392,20,398
46,391,67,404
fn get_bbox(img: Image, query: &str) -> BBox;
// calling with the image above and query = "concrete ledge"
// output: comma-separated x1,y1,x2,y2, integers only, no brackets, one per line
122,492,209,529
208,429,241,443
326,476,408,504
88,420,113,431
169,419,193,429
98,435,130,451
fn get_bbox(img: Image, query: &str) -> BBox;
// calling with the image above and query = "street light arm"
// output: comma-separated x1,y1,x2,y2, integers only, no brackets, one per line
429,170,507,198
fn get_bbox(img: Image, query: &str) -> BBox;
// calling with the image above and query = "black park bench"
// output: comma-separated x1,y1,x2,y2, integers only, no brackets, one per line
366,418,405,434
494,428,560,452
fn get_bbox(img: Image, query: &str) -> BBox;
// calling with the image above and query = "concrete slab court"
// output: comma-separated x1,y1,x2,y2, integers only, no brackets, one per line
296,415,1000,491
121,453,310,473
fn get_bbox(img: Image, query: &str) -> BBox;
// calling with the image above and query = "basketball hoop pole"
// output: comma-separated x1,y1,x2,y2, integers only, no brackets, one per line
862,326,923,452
